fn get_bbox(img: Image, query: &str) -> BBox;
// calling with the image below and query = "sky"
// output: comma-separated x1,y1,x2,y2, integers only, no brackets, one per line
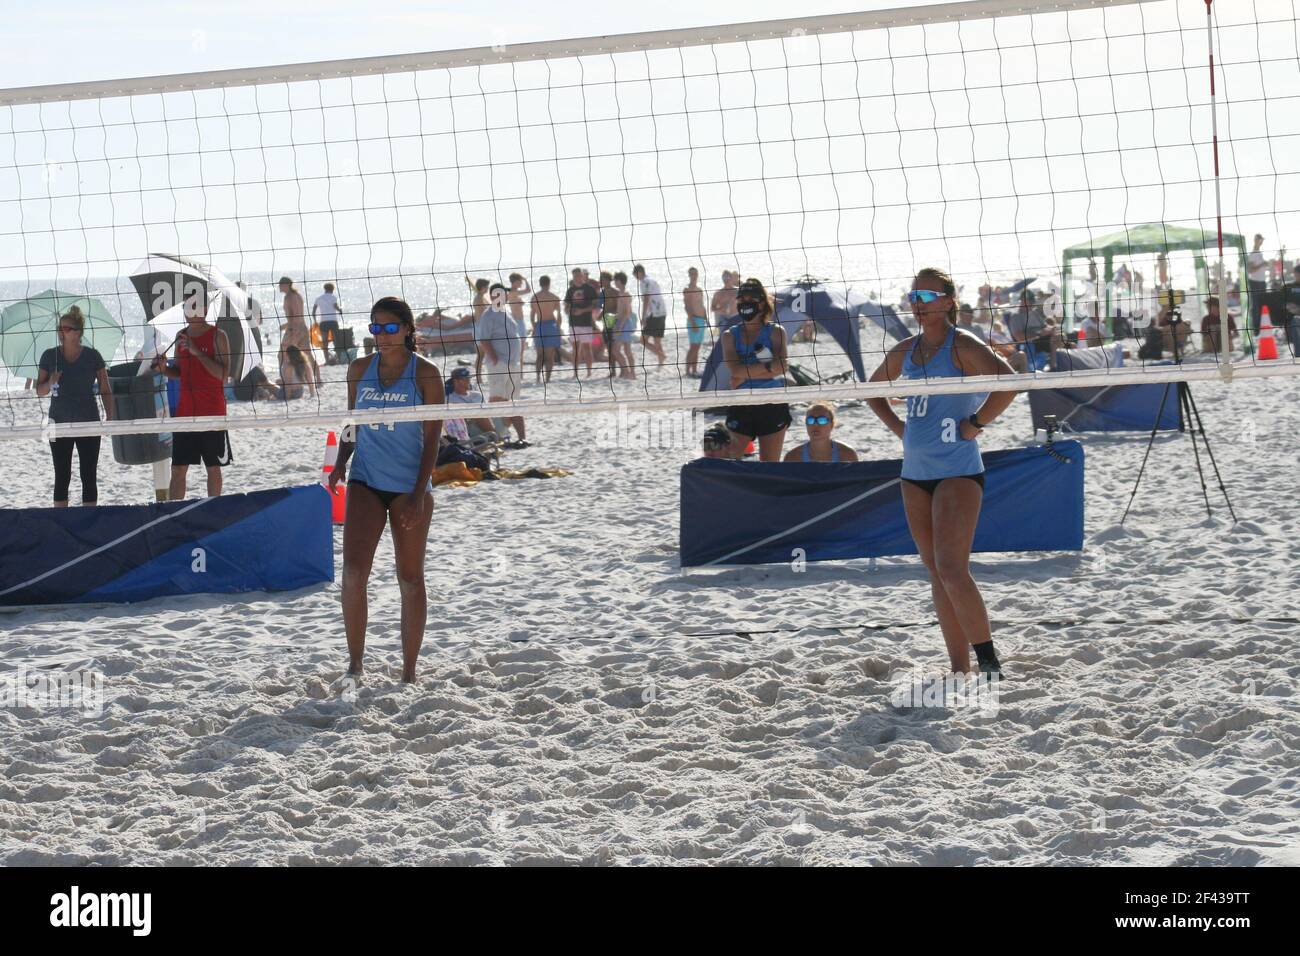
0,0,951,90
2,0,1297,318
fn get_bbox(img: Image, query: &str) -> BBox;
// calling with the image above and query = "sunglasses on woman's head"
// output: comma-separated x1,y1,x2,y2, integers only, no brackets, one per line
805,415,831,426
907,290,946,304
369,321,403,335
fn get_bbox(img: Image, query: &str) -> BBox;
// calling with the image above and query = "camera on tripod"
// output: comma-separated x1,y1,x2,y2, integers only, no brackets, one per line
1159,288,1185,313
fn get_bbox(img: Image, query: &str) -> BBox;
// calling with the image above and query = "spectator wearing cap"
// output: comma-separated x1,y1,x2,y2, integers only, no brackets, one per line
1005,289,1064,367
701,422,734,459
445,366,495,440
956,303,987,342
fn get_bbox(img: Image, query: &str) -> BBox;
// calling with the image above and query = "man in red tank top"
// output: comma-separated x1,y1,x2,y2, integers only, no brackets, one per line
153,297,233,499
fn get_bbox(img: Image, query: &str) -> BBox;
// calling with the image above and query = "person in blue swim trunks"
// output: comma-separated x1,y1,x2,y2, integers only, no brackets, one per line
612,271,638,379
683,266,709,377
529,275,564,383
866,267,1019,677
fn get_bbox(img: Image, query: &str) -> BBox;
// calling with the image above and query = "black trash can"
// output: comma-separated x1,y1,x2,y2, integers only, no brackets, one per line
334,326,356,362
107,362,172,465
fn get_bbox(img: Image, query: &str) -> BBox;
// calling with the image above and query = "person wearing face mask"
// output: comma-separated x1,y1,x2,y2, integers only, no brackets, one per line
866,267,1018,678
721,278,790,461
783,402,858,462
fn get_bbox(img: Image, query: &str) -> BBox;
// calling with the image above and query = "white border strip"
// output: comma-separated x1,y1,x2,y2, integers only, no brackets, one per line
1,0,1162,107
2,358,1287,440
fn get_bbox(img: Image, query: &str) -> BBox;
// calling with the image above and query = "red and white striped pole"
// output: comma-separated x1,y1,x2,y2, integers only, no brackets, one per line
1205,0,1232,374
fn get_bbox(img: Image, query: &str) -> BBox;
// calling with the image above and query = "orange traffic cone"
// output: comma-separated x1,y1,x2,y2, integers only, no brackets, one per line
1077,327,1088,345
1258,306,1279,360
745,439,755,456
321,431,347,523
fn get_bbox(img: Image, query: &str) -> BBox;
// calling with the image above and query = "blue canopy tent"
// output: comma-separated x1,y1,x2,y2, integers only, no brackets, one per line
698,280,907,395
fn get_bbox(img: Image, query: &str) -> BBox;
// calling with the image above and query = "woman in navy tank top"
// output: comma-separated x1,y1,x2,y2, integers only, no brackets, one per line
330,297,445,684
867,268,1018,676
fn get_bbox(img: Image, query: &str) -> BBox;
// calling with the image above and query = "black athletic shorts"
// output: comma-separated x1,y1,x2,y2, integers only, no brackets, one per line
642,314,666,338
901,473,985,495
726,402,792,439
172,430,232,468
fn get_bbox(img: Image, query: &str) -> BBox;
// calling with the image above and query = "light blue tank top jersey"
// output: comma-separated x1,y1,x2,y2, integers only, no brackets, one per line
349,352,433,495
800,442,841,463
900,326,986,480
730,322,785,388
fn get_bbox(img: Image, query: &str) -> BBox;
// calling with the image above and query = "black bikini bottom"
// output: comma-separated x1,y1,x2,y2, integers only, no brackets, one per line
900,473,985,495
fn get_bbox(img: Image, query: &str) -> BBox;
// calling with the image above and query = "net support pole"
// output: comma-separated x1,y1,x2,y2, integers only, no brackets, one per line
1206,0,1232,381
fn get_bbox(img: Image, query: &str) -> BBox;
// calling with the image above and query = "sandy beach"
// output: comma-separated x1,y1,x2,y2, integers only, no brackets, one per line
1,341,1298,865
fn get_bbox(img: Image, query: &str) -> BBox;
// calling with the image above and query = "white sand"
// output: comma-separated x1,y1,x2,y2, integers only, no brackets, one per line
1,344,1298,865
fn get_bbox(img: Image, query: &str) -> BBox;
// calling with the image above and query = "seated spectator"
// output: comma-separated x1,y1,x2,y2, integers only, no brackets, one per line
445,365,496,438
1157,303,1191,357
956,303,987,342
783,402,859,463
1081,313,1104,347
1006,290,1064,365
280,345,313,400
1199,296,1237,355
701,421,733,459
980,313,1028,372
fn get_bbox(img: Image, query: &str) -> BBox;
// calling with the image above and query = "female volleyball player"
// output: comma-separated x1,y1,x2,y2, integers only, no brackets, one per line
329,297,444,684
867,268,1018,675
722,278,790,461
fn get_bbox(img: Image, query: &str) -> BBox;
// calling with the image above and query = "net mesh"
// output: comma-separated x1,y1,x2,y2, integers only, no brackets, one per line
2,0,1300,440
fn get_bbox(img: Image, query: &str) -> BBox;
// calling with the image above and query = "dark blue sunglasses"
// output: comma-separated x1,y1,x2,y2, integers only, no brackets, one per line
805,415,831,426
907,290,945,304
369,321,403,335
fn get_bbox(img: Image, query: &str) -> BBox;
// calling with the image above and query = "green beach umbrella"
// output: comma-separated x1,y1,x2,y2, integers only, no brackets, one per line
0,289,124,380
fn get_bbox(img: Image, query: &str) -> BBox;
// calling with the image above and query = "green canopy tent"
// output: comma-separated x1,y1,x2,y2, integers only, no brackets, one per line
1061,223,1247,333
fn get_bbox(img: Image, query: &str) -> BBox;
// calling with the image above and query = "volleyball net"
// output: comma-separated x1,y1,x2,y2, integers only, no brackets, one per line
3,0,1300,440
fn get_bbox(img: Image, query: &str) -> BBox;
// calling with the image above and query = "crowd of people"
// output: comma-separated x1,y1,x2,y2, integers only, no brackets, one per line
37,244,1300,684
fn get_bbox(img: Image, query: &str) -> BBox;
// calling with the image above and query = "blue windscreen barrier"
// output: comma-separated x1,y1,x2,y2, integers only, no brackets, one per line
1027,344,1181,433
0,485,333,606
680,442,1084,567
1028,384,1182,433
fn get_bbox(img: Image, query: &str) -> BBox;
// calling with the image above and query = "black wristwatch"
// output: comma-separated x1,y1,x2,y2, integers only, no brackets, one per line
968,413,986,430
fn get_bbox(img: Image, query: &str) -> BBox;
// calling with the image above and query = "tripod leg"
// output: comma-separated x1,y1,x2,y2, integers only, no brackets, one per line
1121,381,1174,527
1182,385,1238,523
1179,383,1213,518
